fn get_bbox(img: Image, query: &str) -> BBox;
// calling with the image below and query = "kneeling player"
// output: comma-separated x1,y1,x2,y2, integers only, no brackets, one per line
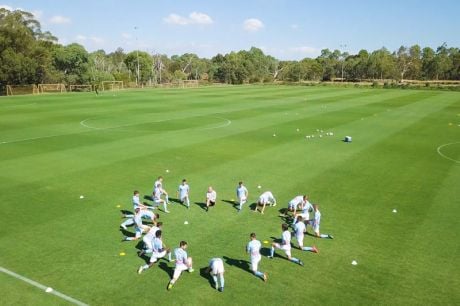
246,233,267,281
293,216,318,253
269,223,304,266
138,230,171,274
177,179,190,208
205,258,225,292
255,191,276,214
307,204,333,239
205,186,217,212
167,241,194,290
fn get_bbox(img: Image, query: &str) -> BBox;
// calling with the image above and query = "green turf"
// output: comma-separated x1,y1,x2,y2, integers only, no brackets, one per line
1,85,459,305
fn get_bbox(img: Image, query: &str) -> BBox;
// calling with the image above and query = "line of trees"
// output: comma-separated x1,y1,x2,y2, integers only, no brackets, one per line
1,8,459,94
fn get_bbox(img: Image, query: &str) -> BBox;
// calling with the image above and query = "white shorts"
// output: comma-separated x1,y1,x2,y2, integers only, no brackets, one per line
180,195,188,202
173,264,189,279
297,213,309,220
153,198,163,205
211,259,224,274
288,201,297,210
149,250,167,263
239,197,247,204
308,220,320,233
134,227,143,238
142,210,154,219
273,243,291,257
250,255,261,272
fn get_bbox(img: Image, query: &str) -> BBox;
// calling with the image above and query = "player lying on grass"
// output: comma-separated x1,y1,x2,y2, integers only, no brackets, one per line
177,179,190,209
293,216,318,253
205,258,225,292
246,233,267,281
268,223,304,266
205,186,217,212
167,241,194,290
137,230,172,274
307,204,334,239
288,195,309,215
122,208,151,241
255,191,276,214
236,181,248,212
138,222,163,256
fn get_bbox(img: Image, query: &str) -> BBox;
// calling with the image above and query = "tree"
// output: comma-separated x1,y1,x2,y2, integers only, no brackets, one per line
52,43,90,84
124,51,154,85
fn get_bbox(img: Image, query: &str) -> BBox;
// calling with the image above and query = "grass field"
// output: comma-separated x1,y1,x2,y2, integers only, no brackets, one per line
1,85,459,306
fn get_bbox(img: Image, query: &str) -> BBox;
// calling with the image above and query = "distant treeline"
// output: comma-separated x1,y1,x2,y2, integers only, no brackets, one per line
1,8,459,94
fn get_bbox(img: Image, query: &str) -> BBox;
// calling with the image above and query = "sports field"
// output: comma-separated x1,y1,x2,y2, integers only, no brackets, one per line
1,85,459,305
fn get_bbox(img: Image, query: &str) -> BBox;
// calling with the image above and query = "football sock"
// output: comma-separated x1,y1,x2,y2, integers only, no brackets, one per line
168,252,172,261
142,264,149,270
219,275,224,288
165,195,169,203
270,247,274,257
255,271,263,278
291,257,300,264
121,219,134,227
320,234,328,238
212,275,218,285
302,246,313,251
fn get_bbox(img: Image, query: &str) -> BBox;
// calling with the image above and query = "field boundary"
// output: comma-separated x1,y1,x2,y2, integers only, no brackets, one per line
437,142,460,163
0,266,88,306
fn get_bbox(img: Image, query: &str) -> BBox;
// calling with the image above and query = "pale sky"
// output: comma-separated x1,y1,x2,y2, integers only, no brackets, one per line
2,0,460,59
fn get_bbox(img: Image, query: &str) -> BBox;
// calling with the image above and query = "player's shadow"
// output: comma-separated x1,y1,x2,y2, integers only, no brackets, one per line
222,199,239,210
222,256,252,274
199,267,215,288
119,228,134,237
120,209,133,216
249,202,257,211
158,261,173,278
144,195,154,201
135,240,144,251
194,202,208,211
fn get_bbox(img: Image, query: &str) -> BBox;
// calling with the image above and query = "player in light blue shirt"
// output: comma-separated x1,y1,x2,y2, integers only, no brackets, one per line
236,181,249,212
293,216,318,253
269,223,304,266
177,179,190,209
168,241,194,290
205,258,225,292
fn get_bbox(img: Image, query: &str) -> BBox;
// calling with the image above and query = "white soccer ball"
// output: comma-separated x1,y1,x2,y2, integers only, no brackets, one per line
296,128,300,132
45,287,53,293
166,169,170,173
273,134,276,137
257,185,261,189
330,132,334,136
351,260,358,265
79,195,84,199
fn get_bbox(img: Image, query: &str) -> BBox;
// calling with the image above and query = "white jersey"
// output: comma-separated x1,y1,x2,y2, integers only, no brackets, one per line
313,210,321,228
206,190,217,202
154,179,162,189
289,196,305,208
247,240,262,260
174,248,188,266
209,258,224,274
153,187,162,200
281,230,292,248
152,237,164,253
237,185,248,199
144,226,160,242
294,221,306,238
134,212,143,228
178,184,190,199
133,195,141,209
259,191,275,204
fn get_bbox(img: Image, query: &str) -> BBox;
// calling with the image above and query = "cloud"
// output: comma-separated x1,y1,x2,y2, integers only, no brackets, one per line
164,12,213,26
49,15,71,24
243,18,264,32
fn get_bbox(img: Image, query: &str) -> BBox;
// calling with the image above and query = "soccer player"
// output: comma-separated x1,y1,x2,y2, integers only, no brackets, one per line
255,191,277,214
177,179,190,209
137,230,172,274
205,258,225,292
268,223,304,266
122,208,150,241
153,185,169,213
246,233,267,281
292,197,313,226
236,181,249,212
288,195,308,215
153,176,169,204
307,204,334,239
205,186,217,212
293,216,318,253
138,222,163,256
167,241,194,290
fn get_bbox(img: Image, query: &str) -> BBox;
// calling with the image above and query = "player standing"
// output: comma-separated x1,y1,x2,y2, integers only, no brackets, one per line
205,258,225,292
236,181,249,212
268,223,304,266
177,179,190,209
205,186,217,212
154,176,169,204
246,233,267,281
167,241,194,290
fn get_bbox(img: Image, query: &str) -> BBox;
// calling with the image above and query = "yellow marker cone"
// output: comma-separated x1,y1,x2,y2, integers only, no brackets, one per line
119,252,126,256
263,240,269,244
116,205,121,208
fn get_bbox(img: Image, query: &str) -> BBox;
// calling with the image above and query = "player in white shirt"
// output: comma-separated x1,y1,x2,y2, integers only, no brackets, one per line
288,195,308,215
177,179,190,209
137,230,172,274
120,191,156,229
138,222,163,256
122,208,151,241
205,186,217,212
268,223,304,266
153,186,169,213
167,241,194,290
236,181,249,212
205,258,225,292
292,198,313,227
153,175,169,203
255,191,277,214
293,216,319,253
246,233,267,281
307,204,333,239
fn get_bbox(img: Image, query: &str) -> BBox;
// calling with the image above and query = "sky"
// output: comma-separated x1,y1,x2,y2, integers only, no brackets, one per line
2,0,460,60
